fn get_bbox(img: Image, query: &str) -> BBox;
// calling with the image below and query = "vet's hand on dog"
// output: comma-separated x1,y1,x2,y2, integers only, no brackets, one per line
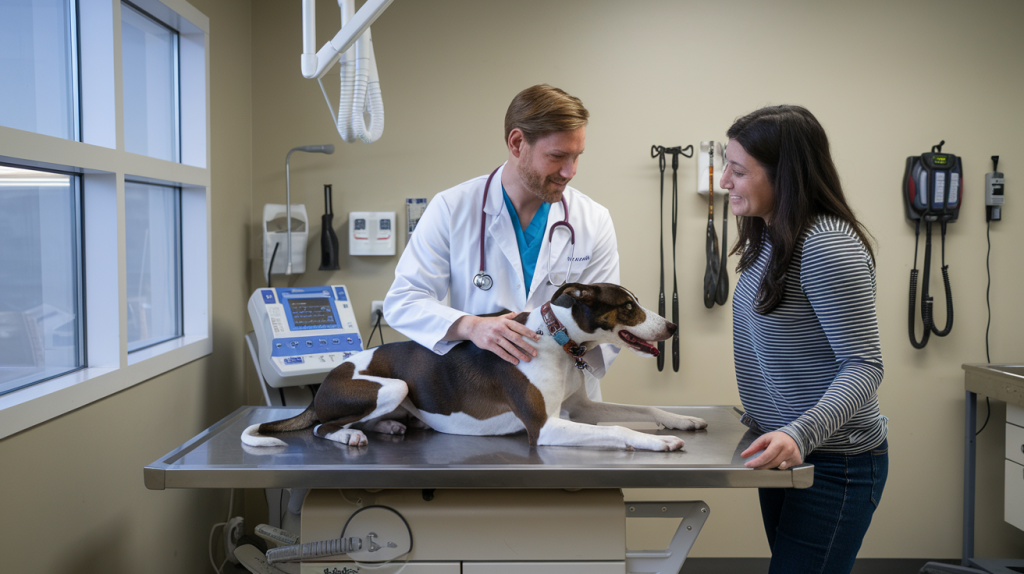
741,431,803,470
450,312,541,365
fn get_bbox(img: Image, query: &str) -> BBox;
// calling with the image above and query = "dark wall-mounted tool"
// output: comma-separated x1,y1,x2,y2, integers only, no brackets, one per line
651,144,693,372
903,140,961,349
319,184,340,271
702,141,729,309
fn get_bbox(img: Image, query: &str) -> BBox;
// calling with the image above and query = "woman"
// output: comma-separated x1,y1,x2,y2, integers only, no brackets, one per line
720,105,888,573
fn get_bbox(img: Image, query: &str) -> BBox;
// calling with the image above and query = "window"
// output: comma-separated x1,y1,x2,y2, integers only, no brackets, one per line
0,0,210,440
0,0,79,140
121,2,180,162
0,165,83,396
125,181,182,351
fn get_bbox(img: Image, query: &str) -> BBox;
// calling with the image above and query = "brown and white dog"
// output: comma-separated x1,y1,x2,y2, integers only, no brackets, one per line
242,283,707,451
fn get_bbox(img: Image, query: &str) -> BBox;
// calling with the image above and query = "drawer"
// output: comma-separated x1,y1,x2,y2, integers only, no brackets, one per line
302,563,459,574
1009,403,1024,428
1007,423,1024,466
1005,460,1024,532
464,562,624,574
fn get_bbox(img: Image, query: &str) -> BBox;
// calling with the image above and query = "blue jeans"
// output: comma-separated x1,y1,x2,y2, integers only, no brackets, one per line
758,439,888,574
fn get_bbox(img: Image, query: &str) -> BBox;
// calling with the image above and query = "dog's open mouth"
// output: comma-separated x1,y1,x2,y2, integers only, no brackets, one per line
619,330,659,356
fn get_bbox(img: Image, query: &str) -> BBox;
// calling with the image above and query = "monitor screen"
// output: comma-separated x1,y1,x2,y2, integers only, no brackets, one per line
288,297,339,329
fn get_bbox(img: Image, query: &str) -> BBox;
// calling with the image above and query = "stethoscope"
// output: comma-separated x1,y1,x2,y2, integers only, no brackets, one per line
473,166,576,291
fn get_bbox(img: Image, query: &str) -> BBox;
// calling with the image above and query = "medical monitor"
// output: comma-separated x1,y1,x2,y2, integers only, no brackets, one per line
249,285,363,388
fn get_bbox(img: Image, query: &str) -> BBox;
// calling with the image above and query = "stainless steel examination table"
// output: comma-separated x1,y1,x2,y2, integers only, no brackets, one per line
146,405,813,574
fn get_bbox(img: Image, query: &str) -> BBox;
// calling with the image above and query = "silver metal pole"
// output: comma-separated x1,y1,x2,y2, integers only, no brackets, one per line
285,150,294,275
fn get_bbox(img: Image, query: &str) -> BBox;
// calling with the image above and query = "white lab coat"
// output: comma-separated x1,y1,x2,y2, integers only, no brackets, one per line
384,163,620,399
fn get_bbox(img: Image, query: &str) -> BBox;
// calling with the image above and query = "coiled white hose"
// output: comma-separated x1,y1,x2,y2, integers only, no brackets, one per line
266,536,363,563
324,0,384,143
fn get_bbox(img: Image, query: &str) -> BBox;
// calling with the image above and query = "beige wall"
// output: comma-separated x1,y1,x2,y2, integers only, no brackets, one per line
0,1,253,573
250,0,1024,559
2,1,1021,571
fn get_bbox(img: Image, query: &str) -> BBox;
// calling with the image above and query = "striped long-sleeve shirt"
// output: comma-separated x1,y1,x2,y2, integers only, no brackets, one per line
733,215,887,458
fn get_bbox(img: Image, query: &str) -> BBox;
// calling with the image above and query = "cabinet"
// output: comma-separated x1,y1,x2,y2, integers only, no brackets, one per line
1005,404,1024,531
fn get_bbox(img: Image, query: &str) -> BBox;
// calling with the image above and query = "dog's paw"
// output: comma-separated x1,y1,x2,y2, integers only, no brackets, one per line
659,415,708,431
321,427,369,447
372,420,407,435
654,435,686,451
631,434,685,451
627,433,685,451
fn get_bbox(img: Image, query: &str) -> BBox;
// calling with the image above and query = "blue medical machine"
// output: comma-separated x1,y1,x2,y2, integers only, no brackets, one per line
247,285,363,390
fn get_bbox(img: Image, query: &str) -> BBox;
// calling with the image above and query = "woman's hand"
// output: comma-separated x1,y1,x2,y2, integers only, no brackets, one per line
741,431,803,470
448,312,541,365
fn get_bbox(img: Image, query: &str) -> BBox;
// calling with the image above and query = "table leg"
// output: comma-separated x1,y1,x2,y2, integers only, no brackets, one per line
963,390,977,566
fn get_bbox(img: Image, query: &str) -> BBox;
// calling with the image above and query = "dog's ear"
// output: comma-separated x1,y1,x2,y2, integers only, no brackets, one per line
552,283,596,308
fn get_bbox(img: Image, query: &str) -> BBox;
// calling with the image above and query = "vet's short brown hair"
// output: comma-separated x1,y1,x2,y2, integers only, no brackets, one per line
504,84,589,144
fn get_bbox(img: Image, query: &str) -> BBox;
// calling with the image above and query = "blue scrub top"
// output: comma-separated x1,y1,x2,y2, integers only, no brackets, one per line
502,188,551,297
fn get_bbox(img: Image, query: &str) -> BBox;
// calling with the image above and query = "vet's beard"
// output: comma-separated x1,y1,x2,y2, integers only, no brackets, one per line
517,154,567,204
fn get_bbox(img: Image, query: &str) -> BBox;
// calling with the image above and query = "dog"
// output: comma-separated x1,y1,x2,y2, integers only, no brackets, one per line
242,282,707,451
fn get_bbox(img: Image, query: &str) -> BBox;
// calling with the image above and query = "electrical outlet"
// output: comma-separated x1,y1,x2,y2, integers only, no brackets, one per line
371,301,387,326
224,516,245,563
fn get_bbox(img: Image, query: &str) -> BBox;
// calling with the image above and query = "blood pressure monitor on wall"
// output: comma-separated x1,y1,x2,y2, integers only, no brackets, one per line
248,286,363,388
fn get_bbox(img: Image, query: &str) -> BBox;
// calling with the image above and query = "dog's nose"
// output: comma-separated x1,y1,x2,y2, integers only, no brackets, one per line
666,322,677,335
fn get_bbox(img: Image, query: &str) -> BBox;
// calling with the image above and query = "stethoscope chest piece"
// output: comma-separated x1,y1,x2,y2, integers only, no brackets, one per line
473,271,493,291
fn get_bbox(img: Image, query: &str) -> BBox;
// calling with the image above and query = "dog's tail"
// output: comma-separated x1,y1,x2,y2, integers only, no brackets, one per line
240,406,320,447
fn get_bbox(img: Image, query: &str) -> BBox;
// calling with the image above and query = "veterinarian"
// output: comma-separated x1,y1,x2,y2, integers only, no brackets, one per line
720,105,888,574
384,84,620,400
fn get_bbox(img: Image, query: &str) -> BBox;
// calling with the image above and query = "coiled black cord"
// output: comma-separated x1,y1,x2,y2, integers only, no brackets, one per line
908,218,954,348
908,220,930,349
908,269,929,349
930,221,954,336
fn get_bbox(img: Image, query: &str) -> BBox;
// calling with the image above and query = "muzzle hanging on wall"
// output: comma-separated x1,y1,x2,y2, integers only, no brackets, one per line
651,144,693,372
699,141,729,309
903,140,961,349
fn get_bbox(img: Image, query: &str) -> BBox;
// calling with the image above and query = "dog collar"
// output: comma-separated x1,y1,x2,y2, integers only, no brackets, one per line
540,302,589,370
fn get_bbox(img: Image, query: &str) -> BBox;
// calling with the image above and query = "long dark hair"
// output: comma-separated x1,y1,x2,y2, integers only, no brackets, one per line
727,105,874,314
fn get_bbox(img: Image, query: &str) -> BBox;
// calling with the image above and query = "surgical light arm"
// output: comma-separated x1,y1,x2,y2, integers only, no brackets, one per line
301,0,393,80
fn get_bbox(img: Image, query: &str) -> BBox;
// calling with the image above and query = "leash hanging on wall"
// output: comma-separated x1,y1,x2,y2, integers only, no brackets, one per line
651,144,693,372
700,141,730,309
902,140,961,349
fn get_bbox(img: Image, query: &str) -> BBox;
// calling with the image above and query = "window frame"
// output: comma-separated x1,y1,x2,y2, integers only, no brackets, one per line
71,0,84,142
0,0,211,440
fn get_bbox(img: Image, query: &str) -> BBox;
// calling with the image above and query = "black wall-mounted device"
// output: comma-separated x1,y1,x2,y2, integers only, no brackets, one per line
985,156,1005,221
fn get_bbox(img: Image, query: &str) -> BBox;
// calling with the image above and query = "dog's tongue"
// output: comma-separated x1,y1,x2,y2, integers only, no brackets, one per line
619,331,659,356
